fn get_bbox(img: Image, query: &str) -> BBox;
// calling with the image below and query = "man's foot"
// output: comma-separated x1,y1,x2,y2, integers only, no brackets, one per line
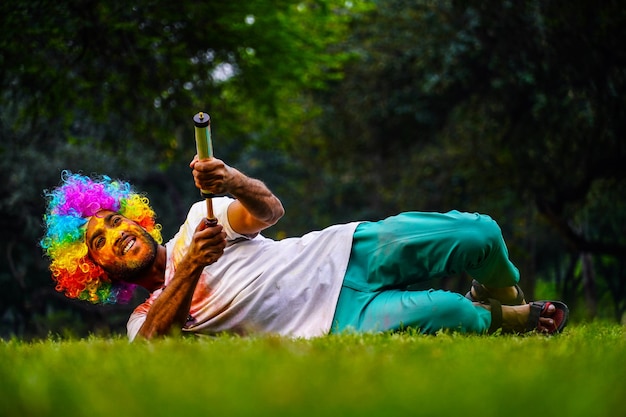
477,299,569,334
502,303,556,333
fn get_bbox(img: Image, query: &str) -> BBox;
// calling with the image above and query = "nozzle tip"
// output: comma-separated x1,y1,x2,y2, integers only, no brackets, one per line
193,111,210,127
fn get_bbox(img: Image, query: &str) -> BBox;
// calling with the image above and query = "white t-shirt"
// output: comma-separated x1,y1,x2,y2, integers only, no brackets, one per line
127,197,359,341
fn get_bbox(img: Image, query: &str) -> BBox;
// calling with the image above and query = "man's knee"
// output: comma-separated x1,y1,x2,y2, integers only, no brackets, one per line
453,212,504,253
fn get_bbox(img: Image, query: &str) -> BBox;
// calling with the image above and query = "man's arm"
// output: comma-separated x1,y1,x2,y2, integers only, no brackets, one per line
190,156,285,235
136,158,281,340
135,220,226,340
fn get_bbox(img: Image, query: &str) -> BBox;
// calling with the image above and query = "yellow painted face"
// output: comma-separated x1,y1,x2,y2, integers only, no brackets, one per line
85,210,158,281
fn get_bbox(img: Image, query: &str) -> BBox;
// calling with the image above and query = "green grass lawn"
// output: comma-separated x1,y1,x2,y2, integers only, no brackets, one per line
1,322,624,417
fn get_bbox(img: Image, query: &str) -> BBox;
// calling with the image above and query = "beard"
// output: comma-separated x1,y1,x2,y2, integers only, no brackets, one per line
104,228,159,283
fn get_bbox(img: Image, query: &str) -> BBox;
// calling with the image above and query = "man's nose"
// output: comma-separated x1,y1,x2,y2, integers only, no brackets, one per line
105,228,123,242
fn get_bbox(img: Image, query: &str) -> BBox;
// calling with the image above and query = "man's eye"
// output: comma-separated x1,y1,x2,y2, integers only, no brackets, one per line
95,237,105,249
112,216,121,225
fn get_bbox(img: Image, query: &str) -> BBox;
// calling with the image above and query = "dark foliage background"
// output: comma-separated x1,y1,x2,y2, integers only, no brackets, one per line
1,0,624,338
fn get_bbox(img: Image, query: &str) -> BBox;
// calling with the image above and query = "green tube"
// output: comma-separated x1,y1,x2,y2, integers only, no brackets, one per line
193,112,214,199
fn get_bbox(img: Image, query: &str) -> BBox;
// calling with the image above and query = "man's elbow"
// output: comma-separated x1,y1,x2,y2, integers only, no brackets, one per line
269,200,285,225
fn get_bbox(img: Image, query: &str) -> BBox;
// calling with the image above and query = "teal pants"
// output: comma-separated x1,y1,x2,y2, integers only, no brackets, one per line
330,211,520,334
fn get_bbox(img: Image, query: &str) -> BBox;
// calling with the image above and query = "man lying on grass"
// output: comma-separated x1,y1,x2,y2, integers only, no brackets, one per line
40,156,569,341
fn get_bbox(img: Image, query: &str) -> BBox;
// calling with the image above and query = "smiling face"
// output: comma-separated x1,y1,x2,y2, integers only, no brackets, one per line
85,210,158,282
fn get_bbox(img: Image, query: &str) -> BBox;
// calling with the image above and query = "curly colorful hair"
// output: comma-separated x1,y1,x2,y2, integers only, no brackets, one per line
40,170,163,304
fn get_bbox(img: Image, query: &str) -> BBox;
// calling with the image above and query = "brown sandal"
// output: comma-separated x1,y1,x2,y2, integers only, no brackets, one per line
526,301,569,334
485,298,569,335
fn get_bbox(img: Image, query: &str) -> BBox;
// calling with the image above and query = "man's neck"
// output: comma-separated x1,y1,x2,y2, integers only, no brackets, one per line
132,245,167,292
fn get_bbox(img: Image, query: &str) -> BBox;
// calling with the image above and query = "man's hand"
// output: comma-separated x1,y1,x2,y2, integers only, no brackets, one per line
190,155,233,196
185,218,227,272
189,156,285,236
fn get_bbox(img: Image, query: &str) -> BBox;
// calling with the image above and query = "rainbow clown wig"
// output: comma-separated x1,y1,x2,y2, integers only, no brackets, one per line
40,170,163,304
